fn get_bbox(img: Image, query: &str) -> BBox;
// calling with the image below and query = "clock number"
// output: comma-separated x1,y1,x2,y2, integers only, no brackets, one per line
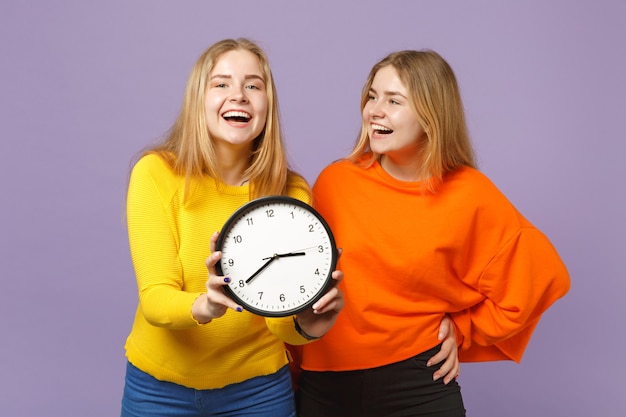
246,217,254,226
314,268,320,275
279,294,286,302
233,235,242,244
265,209,275,218
318,245,324,253
238,280,245,287
258,292,264,299
300,285,305,293
308,224,314,232
228,259,234,267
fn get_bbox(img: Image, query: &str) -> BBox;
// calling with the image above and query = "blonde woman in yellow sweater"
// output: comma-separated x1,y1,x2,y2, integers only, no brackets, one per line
120,38,344,417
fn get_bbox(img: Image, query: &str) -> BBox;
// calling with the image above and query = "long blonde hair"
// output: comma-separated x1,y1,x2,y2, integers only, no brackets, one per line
147,38,306,199
349,49,476,190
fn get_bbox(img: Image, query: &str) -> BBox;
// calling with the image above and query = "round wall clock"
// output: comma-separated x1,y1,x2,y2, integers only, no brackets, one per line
215,196,338,317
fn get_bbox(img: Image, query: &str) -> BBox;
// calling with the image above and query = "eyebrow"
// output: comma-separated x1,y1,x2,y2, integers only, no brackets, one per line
210,74,265,82
369,87,407,99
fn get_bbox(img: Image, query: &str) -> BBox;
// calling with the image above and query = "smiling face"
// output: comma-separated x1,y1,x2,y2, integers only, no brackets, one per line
363,65,427,178
205,49,268,153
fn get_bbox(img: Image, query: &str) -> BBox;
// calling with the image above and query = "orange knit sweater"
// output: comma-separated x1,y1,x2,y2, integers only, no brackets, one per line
299,159,569,371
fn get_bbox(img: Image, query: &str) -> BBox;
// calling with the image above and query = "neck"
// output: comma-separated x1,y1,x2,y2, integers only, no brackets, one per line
379,155,421,182
215,144,252,186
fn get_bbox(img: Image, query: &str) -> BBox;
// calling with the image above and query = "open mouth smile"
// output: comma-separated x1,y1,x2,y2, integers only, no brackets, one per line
372,123,393,135
223,111,252,123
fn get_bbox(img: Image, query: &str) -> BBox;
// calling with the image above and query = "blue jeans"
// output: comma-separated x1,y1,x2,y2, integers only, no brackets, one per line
121,362,296,417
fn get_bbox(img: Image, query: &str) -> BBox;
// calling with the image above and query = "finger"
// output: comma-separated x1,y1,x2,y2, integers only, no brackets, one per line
312,300,334,315
435,342,459,384
427,349,447,367
312,286,339,310
433,353,459,383
331,270,344,283
205,250,222,273
311,273,343,311
433,355,453,379
206,276,243,312
210,231,220,253
207,274,233,290
438,318,450,340
312,288,343,313
443,363,460,385
427,336,453,367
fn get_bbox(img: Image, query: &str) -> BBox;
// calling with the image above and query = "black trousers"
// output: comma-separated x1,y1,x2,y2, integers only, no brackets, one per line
297,345,466,417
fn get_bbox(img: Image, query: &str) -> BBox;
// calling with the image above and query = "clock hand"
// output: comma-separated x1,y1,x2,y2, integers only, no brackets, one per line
260,246,319,260
245,255,278,284
248,252,306,284
285,246,319,253
264,251,306,259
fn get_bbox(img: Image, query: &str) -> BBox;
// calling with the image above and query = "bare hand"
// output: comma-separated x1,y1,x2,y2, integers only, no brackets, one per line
192,231,243,323
427,315,460,384
294,249,345,338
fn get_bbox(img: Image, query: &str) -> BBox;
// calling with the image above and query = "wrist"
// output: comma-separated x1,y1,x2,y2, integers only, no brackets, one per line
293,317,322,340
192,294,213,324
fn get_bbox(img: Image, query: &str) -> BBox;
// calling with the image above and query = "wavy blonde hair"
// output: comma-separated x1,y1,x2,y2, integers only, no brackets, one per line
147,38,307,199
348,49,476,191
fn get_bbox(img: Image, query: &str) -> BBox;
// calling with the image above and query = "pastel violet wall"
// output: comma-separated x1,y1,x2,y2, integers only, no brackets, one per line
1,1,624,416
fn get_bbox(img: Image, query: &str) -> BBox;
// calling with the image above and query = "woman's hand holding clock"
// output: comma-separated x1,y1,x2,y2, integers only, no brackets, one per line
194,230,344,334
293,249,344,339
191,231,244,324
195,195,345,339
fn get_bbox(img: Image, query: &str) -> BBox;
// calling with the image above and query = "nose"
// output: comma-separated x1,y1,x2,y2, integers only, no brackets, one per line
229,85,248,103
364,97,385,118
368,100,384,118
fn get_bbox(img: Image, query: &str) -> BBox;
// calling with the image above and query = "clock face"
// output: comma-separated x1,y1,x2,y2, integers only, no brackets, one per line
216,196,337,317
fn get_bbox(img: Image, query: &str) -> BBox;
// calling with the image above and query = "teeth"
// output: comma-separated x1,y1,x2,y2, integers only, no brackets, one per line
223,111,251,119
372,124,392,132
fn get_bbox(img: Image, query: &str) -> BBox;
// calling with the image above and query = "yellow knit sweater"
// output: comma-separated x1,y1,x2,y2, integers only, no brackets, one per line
124,154,312,389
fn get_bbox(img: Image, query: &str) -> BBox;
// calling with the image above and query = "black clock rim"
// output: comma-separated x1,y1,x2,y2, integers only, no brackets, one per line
215,195,338,317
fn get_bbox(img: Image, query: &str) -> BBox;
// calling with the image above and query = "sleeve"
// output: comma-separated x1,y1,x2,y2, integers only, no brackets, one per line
286,172,312,204
265,317,312,392
265,316,314,346
127,157,203,329
453,226,570,362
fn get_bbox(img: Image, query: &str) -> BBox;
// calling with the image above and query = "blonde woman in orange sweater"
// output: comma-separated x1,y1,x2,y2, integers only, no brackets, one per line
296,50,570,417
121,39,344,417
